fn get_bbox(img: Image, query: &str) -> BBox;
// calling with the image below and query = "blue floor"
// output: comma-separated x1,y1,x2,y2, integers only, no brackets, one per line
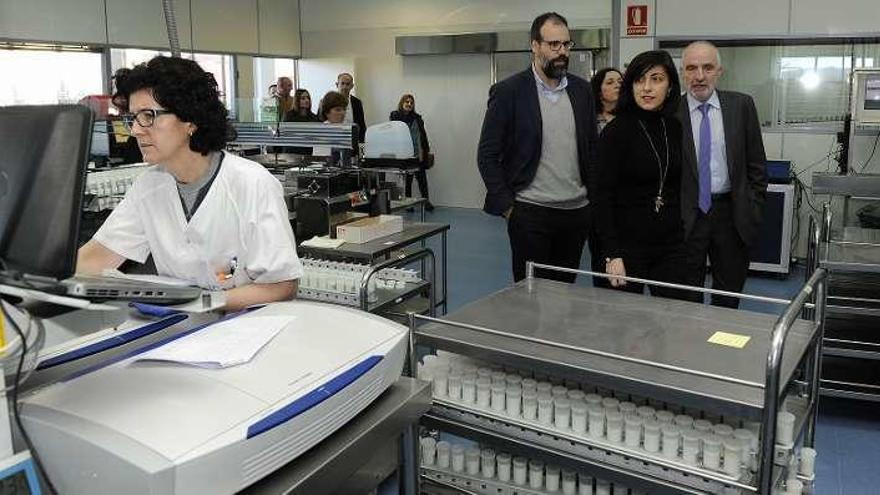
385,206,880,495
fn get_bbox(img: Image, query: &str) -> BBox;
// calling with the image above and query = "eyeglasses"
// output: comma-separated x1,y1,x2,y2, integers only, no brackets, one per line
541,39,575,52
121,108,174,130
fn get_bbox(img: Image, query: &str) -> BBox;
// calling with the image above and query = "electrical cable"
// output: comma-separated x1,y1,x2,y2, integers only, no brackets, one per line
0,301,57,495
859,131,880,172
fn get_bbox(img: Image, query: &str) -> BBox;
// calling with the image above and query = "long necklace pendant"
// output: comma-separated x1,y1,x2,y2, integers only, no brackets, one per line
654,195,664,213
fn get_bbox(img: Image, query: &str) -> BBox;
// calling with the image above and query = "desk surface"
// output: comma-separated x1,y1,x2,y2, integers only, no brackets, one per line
298,222,449,261
242,377,431,494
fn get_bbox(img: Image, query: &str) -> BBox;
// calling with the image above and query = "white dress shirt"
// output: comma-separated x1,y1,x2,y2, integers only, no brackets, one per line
687,91,731,194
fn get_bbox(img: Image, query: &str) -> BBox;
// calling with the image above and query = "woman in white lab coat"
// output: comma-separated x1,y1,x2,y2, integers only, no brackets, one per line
77,56,303,311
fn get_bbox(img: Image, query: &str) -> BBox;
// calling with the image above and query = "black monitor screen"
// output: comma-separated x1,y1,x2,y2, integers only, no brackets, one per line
0,105,92,280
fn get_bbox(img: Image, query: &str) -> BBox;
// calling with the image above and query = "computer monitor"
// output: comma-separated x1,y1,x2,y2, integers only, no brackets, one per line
0,105,92,280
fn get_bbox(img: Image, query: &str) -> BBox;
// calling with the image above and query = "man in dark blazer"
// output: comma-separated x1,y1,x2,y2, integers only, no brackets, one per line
678,41,767,307
336,72,367,143
477,12,598,283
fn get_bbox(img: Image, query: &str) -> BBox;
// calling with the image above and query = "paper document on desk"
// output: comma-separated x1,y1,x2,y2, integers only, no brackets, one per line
135,315,292,368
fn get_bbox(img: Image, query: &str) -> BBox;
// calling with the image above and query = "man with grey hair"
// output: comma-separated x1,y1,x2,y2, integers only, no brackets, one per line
678,41,767,307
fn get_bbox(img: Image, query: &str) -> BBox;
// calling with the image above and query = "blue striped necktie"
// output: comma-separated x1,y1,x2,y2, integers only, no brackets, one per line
698,103,712,214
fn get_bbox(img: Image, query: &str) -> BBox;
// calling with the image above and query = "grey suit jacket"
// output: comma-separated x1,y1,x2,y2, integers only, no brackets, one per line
678,90,767,246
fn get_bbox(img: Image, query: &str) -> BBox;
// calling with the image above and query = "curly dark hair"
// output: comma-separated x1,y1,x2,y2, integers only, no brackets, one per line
112,56,234,154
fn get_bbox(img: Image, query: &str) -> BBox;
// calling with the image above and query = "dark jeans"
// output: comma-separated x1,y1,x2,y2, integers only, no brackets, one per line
683,194,751,308
507,201,590,283
405,168,429,199
587,216,611,288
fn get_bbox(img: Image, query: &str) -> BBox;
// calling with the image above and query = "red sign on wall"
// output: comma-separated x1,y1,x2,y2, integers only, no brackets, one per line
626,5,649,36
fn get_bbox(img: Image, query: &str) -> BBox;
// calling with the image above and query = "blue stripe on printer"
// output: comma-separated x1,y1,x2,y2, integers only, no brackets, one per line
246,355,384,439
62,307,257,382
36,313,189,371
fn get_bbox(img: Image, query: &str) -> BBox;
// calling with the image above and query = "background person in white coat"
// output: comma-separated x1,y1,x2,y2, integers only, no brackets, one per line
77,56,303,311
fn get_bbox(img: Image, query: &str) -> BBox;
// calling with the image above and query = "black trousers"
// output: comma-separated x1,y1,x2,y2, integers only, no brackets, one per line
405,168,429,199
587,218,611,288
507,201,590,283
683,194,751,308
616,242,696,301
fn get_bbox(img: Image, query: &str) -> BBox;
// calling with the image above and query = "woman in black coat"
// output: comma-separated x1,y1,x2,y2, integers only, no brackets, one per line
390,93,434,211
594,50,694,300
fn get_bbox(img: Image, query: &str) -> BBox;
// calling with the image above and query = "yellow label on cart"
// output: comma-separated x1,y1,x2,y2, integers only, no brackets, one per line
707,331,751,349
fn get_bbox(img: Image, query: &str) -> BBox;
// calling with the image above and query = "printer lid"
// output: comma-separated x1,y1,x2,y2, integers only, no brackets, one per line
21,303,406,460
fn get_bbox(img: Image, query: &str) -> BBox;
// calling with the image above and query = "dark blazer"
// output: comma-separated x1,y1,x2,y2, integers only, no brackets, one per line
389,110,430,160
350,95,367,142
678,90,767,245
477,68,599,216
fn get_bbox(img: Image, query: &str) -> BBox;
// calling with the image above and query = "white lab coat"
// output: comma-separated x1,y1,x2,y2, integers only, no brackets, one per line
94,152,303,290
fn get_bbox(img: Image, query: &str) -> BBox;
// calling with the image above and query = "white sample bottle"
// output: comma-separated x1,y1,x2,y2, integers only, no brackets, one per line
420,437,437,466
606,410,624,443
538,394,554,425
723,437,743,478
588,405,606,439
512,456,528,486
655,410,675,425
675,414,695,430
643,418,661,453
448,372,463,401
562,469,577,495
799,447,817,477
546,464,561,492
451,444,465,472
579,473,594,495
777,411,796,445
624,414,643,449
555,397,572,430
571,399,588,435
461,375,476,404
465,446,480,475
529,460,545,490
436,441,451,469
595,479,611,495
476,377,491,408
523,389,538,421
497,452,512,482
703,435,722,470
661,423,681,460
506,385,523,418
681,429,701,466
481,448,496,479
637,405,656,421
491,383,506,412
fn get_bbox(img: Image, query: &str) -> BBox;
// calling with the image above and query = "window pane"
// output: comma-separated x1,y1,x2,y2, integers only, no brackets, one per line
0,48,103,106
109,48,235,113
250,57,296,122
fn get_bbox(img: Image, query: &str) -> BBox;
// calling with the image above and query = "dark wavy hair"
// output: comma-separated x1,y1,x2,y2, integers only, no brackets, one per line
615,50,681,117
319,91,348,121
397,93,416,113
591,67,623,112
112,56,234,154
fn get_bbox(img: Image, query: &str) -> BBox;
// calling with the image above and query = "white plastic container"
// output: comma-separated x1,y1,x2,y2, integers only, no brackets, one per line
675,414,694,430
506,385,523,418
703,435,722,470
497,452,512,482
618,401,637,416
461,376,476,404
644,418,661,453
513,456,528,486
723,438,743,478
538,395,554,425
571,400,588,435
476,377,491,408
436,441,451,469
451,444,465,472
595,479,611,495
562,469,577,495
588,405,606,439
546,464,561,493
420,437,437,466
529,460,545,490
655,410,675,425
491,383,506,412
681,429,701,466
555,398,572,430
481,448,496,479
465,446,480,475
579,474,594,495
606,410,624,443
777,411,796,445
799,447,817,477
661,424,681,460
637,406,656,420
523,389,538,421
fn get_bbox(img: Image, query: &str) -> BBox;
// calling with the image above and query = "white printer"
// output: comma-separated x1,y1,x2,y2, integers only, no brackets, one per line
19,301,408,494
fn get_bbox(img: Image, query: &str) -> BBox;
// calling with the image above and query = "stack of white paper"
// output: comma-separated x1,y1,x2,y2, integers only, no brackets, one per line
135,315,292,368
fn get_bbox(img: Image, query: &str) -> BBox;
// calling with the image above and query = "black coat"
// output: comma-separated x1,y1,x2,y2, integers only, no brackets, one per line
350,95,367,142
477,68,599,216
389,110,430,162
678,90,767,245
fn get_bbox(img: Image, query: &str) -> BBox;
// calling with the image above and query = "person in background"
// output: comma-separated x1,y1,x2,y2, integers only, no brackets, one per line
77,56,303,311
390,93,434,212
313,91,351,165
283,89,319,122
678,41,767,308
594,50,692,300
281,88,320,156
336,72,367,142
477,12,598,283
591,68,623,132
587,67,623,287
276,76,295,116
